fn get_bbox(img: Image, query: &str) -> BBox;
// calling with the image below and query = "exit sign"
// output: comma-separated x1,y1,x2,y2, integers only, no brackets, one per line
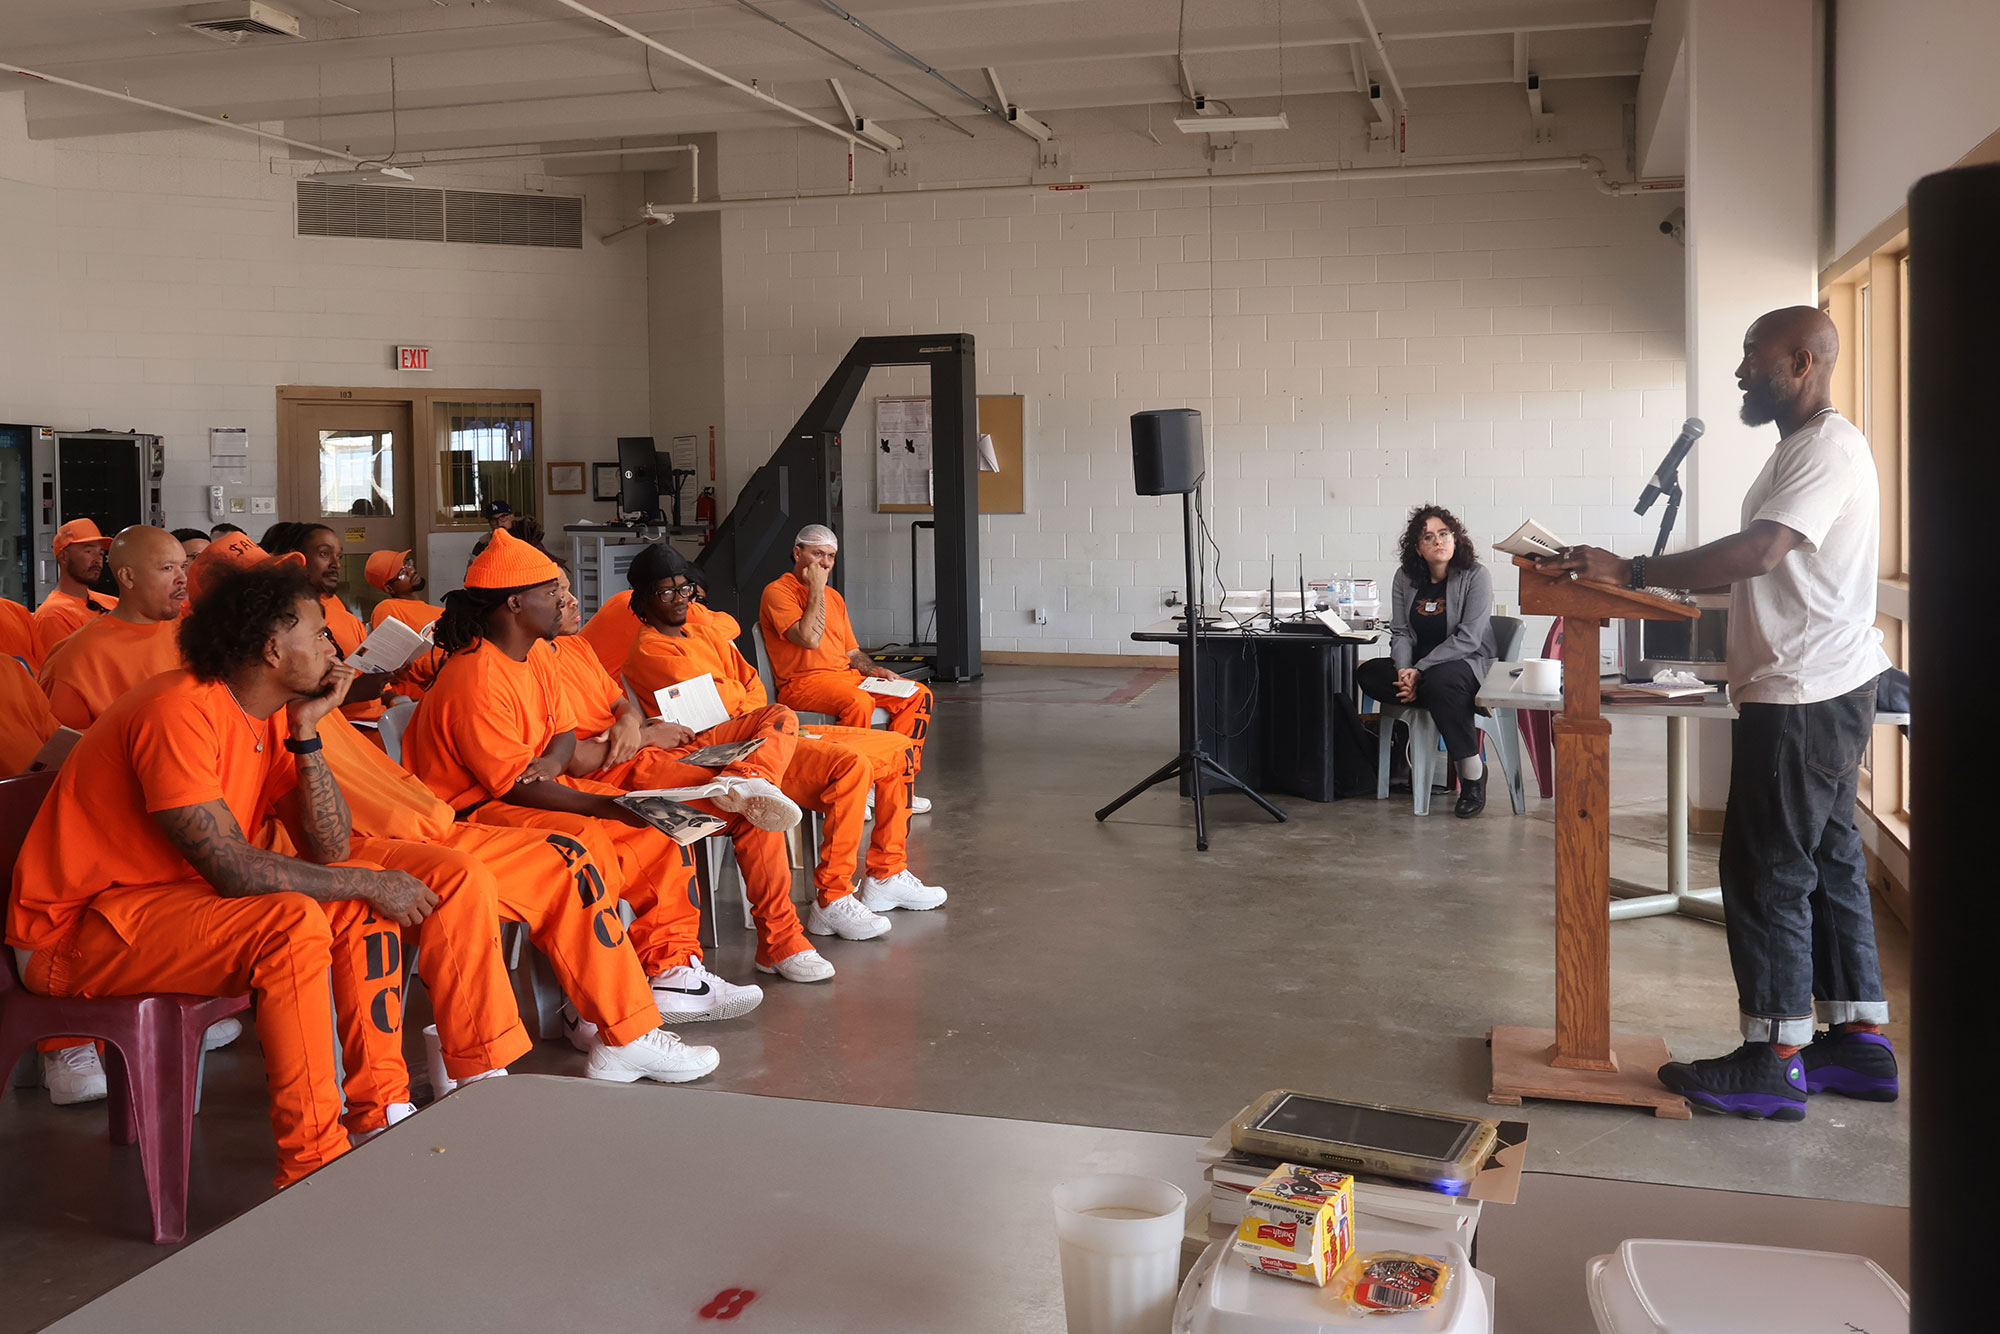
395,345,431,371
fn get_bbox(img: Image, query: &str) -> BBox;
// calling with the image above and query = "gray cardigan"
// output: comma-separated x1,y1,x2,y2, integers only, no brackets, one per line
1388,563,1497,680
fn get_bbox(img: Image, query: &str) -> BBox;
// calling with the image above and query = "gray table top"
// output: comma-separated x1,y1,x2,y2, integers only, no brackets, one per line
1475,661,1910,725
51,1077,1209,1334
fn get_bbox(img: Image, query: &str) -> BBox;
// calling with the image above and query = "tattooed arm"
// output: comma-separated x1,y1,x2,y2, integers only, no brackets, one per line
784,563,830,649
273,663,357,863
153,800,438,926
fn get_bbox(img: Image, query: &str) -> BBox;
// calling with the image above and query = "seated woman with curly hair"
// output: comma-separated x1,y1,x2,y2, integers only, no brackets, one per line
1356,504,1499,817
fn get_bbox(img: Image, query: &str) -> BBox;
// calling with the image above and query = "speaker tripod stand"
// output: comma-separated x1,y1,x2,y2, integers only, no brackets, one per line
1095,489,1287,851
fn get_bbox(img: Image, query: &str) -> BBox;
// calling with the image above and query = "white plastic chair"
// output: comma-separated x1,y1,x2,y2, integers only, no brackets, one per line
1371,615,1528,815
376,698,417,765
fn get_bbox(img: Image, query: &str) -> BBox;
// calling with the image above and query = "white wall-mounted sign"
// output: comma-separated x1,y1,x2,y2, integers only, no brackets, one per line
396,345,432,371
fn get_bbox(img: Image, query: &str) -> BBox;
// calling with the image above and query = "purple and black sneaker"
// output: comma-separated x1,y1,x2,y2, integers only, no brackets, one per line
1657,1043,1807,1121
1800,1029,1900,1102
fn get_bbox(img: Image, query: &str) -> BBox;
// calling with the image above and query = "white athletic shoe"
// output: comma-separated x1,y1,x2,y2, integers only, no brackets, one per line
806,894,892,941
586,1027,720,1084
202,1017,243,1052
755,948,837,983
350,1100,417,1147
708,777,802,832
909,795,933,815
650,957,765,1022
859,869,949,912
561,1005,599,1053
43,1045,107,1106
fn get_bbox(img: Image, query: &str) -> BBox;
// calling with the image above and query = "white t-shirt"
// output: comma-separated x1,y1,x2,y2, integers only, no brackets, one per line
1727,411,1892,705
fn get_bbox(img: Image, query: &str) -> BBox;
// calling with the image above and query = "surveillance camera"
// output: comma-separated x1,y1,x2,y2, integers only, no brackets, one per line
1660,206,1686,246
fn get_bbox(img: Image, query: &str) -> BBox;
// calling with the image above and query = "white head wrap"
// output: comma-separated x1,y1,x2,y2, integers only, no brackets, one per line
795,524,838,550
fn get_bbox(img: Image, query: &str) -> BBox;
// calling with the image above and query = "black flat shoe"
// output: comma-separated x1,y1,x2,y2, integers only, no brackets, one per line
1454,773,1486,818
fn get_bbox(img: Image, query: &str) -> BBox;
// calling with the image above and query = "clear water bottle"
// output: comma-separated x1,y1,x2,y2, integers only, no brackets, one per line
1335,576,1356,617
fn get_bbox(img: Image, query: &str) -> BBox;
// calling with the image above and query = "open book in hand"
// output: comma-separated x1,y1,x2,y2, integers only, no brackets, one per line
611,793,728,846
343,615,433,674
679,738,764,768
858,676,919,699
1493,519,1568,560
651,674,731,733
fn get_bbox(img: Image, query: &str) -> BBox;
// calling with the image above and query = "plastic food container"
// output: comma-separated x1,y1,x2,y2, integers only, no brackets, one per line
1175,1235,1487,1333
1584,1239,1907,1334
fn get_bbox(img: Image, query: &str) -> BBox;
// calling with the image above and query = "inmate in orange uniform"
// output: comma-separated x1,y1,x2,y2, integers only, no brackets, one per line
6,671,404,1185
0,598,36,666
0,657,60,774
546,634,813,967
37,616,184,731
321,594,387,722
402,638,708,978
625,621,916,897
316,713,659,1059
370,597,444,702
760,572,931,773
32,588,118,663
578,588,643,681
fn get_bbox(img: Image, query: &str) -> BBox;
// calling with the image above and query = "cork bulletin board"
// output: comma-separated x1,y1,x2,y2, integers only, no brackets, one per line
876,393,1026,514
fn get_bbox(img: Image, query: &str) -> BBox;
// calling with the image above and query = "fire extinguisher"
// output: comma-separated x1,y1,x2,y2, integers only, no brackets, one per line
695,487,716,525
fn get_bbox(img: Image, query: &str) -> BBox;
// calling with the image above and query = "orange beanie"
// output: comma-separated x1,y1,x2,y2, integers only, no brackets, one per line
464,527,559,591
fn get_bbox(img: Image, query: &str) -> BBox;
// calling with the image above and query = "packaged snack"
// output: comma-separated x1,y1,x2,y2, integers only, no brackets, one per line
1336,1250,1453,1314
1230,1163,1354,1287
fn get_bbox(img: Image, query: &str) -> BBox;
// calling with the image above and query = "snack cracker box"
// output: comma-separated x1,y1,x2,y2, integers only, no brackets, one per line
1230,1163,1355,1287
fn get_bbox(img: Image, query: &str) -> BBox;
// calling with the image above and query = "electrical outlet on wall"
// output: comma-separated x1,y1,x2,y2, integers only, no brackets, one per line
1032,608,1048,626
251,496,277,514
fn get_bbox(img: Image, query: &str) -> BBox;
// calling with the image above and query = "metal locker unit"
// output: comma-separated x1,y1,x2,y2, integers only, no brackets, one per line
0,427,164,604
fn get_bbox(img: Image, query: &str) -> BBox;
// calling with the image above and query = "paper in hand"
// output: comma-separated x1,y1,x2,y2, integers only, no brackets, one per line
680,738,765,768
344,615,433,674
652,674,731,733
858,676,919,699
612,794,728,846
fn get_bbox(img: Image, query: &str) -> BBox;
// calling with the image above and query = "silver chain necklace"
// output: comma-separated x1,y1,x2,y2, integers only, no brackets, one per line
222,684,264,753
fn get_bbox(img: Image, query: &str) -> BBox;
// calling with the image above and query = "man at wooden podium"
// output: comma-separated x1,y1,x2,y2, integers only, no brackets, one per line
1548,306,1895,1121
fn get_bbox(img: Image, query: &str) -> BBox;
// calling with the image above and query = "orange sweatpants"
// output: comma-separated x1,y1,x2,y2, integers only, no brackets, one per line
778,672,931,776
426,823,658,1047
587,706,811,969
22,876,403,1188
784,729,914,900
351,836,535,1084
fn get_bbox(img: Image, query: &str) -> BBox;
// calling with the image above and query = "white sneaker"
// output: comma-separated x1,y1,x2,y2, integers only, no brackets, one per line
202,1017,243,1052
708,777,802,832
860,869,949,912
807,894,892,941
909,795,933,815
650,957,765,1022
43,1045,107,1106
350,1100,416,1147
755,948,836,983
561,1005,599,1053
586,1026,720,1084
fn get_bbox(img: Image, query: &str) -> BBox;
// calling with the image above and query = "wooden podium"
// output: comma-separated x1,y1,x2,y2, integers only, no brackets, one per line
1488,558,1699,1117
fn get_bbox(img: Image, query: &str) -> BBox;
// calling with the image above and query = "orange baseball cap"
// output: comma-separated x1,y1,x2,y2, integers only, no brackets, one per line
464,527,559,591
365,548,411,592
52,518,115,554
185,533,306,605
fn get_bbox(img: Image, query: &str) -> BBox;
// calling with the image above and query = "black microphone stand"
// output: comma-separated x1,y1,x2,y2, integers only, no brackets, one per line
1650,472,1683,558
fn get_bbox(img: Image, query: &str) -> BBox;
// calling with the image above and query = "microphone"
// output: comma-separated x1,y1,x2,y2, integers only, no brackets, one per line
1635,418,1705,515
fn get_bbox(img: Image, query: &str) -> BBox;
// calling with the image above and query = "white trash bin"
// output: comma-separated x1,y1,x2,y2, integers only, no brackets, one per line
1585,1239,1908,1333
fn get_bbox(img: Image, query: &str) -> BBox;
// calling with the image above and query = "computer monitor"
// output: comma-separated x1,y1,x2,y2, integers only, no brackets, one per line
616,436,660,518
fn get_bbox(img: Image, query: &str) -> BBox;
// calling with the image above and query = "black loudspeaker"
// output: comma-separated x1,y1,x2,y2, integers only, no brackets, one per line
1131,408,1205,495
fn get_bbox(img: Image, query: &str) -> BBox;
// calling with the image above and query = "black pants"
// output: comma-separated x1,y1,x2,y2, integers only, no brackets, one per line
1357,657,1482,761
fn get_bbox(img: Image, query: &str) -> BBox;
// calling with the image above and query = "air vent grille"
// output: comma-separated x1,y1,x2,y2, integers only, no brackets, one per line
297,181,584,251
185,3,302,42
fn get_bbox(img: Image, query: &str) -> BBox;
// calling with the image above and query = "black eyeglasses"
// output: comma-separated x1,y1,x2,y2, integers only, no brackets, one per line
654,583,701,602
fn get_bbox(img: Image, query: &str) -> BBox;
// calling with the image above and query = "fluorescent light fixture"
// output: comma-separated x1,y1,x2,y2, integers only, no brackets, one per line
310,165,416,184
1173,112,1290,134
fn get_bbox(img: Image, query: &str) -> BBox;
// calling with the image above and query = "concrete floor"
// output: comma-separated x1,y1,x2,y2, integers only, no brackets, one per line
0,664,1910,1330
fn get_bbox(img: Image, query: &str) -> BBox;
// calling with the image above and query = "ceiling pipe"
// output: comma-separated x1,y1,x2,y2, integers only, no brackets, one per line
653,154,1603,214
1585,157,1684,195
1351,0,1408,108
545,0,883,155
811,0,1014,132
0,60,371,165
406,141,699,198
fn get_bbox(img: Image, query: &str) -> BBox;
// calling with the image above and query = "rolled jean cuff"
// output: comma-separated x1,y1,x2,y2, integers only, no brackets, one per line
1739,1011,1815,1045
1815,999,1890,1026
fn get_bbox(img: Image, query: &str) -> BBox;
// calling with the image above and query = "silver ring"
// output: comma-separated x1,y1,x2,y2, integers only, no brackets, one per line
1567,570,1580,581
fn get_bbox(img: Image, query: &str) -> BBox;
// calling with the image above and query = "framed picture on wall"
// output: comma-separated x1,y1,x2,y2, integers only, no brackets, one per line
548,462,586,495
592,461,622,501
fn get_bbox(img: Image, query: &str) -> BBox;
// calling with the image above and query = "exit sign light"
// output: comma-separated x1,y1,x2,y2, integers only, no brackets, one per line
396,345,431,371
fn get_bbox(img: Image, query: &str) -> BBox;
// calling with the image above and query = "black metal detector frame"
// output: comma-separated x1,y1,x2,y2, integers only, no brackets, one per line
695,333,981,681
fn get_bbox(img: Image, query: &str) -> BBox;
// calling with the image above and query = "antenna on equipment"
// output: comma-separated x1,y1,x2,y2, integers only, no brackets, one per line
1267,553,1277,626
1298,555,1308,624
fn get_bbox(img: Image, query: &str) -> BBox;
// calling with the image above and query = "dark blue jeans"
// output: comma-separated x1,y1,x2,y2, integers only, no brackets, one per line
1718,681,1889,1045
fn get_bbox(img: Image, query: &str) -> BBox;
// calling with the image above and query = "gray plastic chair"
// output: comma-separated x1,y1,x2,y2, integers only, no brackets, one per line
749,622,889,728
376,698,417,765
1371,614,1528,815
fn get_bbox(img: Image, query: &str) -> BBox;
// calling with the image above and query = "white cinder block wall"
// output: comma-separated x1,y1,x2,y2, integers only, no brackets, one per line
712,83,1686,655
0,92,650,590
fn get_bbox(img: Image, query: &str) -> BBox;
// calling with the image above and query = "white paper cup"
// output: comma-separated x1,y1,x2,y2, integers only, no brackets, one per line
1051,1174,1187,1334
1520,656,1563,696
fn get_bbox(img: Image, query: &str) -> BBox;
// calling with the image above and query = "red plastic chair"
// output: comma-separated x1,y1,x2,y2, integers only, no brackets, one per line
0,769,252,1244
1518,617,1563,799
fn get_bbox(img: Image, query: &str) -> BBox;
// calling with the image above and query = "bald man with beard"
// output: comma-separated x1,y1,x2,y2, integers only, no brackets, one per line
1549,306,1896,1121
39,526,190,730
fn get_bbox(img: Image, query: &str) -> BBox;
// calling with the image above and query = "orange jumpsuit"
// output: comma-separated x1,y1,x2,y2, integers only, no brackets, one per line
37,615,185,731
0,598,37,667
401,639,707,978
7,671,405,1186
546,635,812,968
317,714,660,1058
321,594,387,723
625,621,916,899
32,588,118,664
0,658,60,775
370,597,444,703
760,573,931,775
